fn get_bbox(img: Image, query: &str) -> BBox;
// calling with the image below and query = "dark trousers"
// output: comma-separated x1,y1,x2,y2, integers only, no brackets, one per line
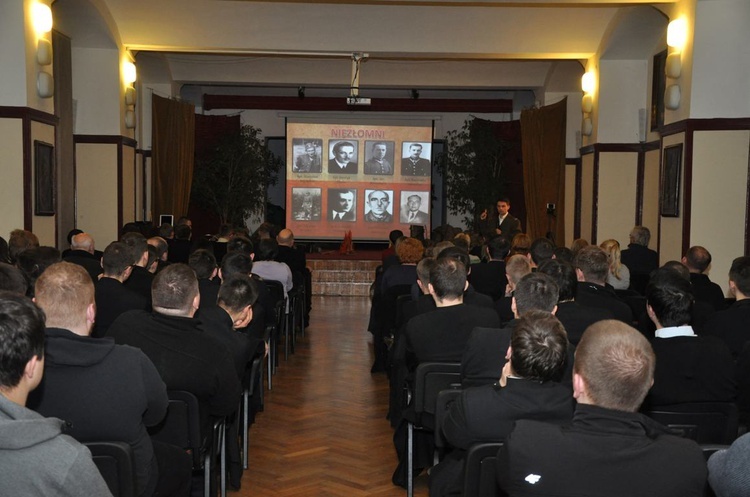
151,439,193,497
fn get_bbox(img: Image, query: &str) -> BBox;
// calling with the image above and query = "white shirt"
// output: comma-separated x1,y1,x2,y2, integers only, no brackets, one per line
655,325,696,339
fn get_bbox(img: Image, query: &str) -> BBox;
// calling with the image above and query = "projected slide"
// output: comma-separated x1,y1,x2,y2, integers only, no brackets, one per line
286,121,432,241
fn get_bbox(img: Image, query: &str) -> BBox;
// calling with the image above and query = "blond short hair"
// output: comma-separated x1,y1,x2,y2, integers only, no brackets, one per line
506,254,532,286
35,262,94,330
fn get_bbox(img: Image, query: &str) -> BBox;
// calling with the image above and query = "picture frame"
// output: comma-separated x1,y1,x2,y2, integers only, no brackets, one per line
34,140,55,216
660,144,683,217
651,50,667,131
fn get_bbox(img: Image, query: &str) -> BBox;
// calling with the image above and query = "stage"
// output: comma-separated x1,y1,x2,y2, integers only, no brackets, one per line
307,249,382,297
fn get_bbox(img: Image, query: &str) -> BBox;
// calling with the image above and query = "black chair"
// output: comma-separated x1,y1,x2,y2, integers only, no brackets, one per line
462,442,505,497
406,362,462,497
242,354,264,470
148,390,226,497
265,280,290,362
644,402,740,444
85,441,137,497
434,388,462,457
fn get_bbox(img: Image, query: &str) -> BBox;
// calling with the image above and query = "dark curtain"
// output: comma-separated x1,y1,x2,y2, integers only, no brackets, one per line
187,114,242,239
151,95,195,222
520,98,567,243
472,118,525,229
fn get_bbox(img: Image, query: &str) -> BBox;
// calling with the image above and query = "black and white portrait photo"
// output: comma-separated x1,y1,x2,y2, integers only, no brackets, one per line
328,188,357,221
292,138,323,173
327,140,358,174
364,189,393,223
400,142,431,176
363,141,394,175
399,191,430,224
291,187,321,221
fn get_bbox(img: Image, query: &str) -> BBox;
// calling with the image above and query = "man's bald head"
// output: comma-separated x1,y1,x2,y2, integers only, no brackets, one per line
71,233,95,254
277,229,294,247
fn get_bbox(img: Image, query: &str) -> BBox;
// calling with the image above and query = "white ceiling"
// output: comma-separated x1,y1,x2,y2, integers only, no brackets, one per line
52,0,672,99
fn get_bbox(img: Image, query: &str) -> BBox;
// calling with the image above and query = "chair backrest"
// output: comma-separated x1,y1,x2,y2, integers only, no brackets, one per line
85,441,137,497
644,402,739,444
463,442,505,497
413,362,462,417
148,390,204,468
434,388,462,450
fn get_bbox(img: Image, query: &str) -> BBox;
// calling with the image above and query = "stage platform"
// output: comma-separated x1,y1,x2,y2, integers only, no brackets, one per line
307,250,381,297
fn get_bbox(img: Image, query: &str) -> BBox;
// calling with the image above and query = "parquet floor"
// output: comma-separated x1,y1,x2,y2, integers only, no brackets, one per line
237,296,429,496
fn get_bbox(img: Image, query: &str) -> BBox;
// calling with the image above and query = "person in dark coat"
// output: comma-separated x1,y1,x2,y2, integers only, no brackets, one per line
574,245,633,324
62,233,102,282
93,242,148,338
121,232,153,305
703,256,750,358
189,249,221,310
497,320,707,497
620,225,659,276
430,311,574,497
468,235,510,301
682,245,727,311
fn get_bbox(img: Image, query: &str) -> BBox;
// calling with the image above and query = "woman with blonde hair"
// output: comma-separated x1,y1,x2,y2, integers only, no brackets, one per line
600,239,630,290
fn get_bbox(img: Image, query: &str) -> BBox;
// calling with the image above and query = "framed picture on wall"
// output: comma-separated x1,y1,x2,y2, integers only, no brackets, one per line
660,144,683,217
34,140,55,216
651,50,667,131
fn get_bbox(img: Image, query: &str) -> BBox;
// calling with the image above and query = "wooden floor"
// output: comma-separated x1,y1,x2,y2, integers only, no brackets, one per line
237,296,429,496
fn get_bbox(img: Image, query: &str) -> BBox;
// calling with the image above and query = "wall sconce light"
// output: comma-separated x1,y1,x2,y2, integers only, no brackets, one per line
32,3,53,98
125,87,136,106
32,3,53,34
123,61,137,86
125,109,136,129
580,71,595,138
665,18,686,110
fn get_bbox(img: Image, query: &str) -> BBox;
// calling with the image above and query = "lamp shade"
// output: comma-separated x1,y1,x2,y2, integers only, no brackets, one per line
32,3,53,34
581,72,595,94
123,61,137,85
666,52,682,79
37,71,54,98
665,84,681,110
667,19,687,49
125,109,136,129
582,117,593,136
37,38,52,65
125,87,136,106
581,94,594,114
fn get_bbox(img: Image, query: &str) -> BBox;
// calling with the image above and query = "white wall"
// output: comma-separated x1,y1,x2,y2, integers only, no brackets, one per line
72,47,121,135
597,60,648,143
0,2,28,106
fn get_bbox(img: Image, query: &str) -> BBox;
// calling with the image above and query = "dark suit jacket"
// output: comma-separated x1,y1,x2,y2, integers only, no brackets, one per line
497,404,707,497
690,272,726,311
93,277,148,338
479,212,522,239
63,250,102,283
621,243,659,275
400,157,430,176
275,245,307,276
703,298,750,358
555,301,613,345
645,333,736,408
329,209,355,221
400,210,429,225
429,379,573,497
575,281,633,324
197,305,262,380
468,260,507,301
123,265,154,307
328,159,357,174
198,278,220,309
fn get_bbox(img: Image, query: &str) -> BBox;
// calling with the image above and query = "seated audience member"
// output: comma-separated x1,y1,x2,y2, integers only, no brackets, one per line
644,271,735,408
683,245,727,311
600,238,630,290
468,235,510,301
227,235,253,255
167,223,192,264
453,233,479,264
63,232,102,282
251,238,293,299
621,225,659,274
93,242,148,338
529,237,555,268
496,320,707,497
0,236,11,264
707,432,750,497
190,249,220,310
199,274,262,379
61,228,83,258
220,251,270,341
276,228,311,326
381,237,423,295
158,223,174,240
108,264,241,437
538,259,613,345
462,272,561,387
0,292,112,496
569,238,589,259
392,257,500,486
704,256,750,358
430,311,574,497
0,263,27,295
121,232,154,304
16,246,61,297
436,247,493,309
28,262,190,497
8,229,39,263
553,246,574,264
494,254,532,324
508,233,531,258
383,235,407,272
147,236,170,273
574,245,633,323
382,229,403,264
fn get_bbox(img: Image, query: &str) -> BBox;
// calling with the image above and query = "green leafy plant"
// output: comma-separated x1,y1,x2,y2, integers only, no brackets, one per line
190,125,281,226
437,117,512,230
